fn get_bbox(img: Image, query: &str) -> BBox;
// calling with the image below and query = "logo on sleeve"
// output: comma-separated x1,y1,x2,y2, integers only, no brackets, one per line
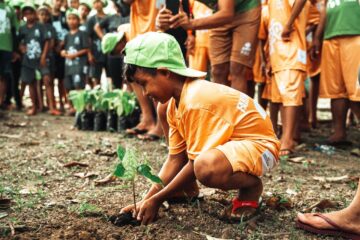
240,42,252,56
237,93,249,113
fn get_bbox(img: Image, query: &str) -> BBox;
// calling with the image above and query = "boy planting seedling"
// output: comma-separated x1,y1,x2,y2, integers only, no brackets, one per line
121,32,280,225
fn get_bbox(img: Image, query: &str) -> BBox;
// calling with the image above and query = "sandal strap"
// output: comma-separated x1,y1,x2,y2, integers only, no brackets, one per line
232,197,259,213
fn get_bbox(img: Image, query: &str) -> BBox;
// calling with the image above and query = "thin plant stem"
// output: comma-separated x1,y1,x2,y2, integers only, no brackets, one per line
132,180,137,217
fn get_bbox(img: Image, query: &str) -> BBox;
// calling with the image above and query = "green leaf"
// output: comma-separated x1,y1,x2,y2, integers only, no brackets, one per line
121,148,138,180
117,145,126,161
114,163,125,177
137,164,162,184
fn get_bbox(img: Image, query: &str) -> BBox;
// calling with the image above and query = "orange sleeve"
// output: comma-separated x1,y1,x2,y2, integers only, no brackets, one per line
167,100,187,156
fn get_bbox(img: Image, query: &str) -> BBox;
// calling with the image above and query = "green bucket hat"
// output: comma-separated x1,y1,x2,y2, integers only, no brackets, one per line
101,32,125,54
9,0,24,8
80,0,92,10
66,8,80,19
21,2,36,12
124,32,206,78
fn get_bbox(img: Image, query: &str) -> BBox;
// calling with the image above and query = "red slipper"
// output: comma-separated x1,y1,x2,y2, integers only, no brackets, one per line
296,213,360,240
221,197,262,222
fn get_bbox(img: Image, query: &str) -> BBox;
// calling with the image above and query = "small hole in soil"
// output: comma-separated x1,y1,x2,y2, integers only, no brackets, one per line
109,212,140,227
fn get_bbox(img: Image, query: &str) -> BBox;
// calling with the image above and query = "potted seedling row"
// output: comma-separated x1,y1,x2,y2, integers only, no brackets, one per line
109,145,162,226
70,89,140,132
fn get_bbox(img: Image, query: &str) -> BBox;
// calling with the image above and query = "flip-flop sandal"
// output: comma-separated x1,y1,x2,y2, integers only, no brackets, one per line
296,213,360,240
222,197,262,223
125,127,148,136
279,149,294,160
137,133,161,141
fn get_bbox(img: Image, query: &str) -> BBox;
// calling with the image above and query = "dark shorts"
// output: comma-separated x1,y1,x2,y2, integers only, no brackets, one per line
107,55,123,89
64,74,85,90
54,54,65,80
88,61,107,79
20,66,37,84
40,57,55,77
0,50,12,77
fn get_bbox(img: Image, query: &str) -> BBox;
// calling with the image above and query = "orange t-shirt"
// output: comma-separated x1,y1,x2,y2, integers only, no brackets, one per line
129,0,158,40
268,0,310,72
191,1,212,48
167,80,280,160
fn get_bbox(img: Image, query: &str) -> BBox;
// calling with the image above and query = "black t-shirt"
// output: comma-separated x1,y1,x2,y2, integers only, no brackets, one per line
64,30,89,76
165,0,190,57
87,14,107,62
51,11,69,41
99,14,129,33
18,22,48,69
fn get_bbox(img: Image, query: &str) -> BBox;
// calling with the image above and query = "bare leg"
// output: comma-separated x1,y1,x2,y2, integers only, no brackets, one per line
27,82,37,115
0,77,6,106
297,179,360,235
129,83,156,131
229,62,249,94
328,98,348,142
36,80,44,112
211,62,230,87
257,83,268,110
349,101,360,122
270,102,280,136
309,74,320,128
280,106,299,151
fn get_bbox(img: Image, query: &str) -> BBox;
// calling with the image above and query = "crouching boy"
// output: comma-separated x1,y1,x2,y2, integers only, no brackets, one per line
121,32,280,225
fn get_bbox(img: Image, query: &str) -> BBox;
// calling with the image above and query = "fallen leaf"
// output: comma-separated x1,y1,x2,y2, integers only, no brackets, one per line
288,157,305,163
62,162,89,168
0,134,21,139
350,148,360,157
19,141,40,147
94,173,116,186
19,186,38,195
266,196,293,210
4,122,27,128
302,199,339,212
200,188,216,197
73,172,98,179
313,175,349,183
0,212,8,219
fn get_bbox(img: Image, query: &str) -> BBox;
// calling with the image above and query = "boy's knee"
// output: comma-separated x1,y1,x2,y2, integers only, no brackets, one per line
194,152,217,185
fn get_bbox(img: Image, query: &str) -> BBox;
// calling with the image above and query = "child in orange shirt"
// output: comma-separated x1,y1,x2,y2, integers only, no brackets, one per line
120,32,280,225
267,0,309,156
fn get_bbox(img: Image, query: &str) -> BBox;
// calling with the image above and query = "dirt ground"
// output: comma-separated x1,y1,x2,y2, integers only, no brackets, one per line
0,110,359,240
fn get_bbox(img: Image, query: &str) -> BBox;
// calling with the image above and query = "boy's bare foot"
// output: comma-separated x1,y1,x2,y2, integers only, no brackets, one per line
137,124,164,141
49,109,62,116
126,122,155,135
26,108,36,116
327,133,347,144
297,209,360,236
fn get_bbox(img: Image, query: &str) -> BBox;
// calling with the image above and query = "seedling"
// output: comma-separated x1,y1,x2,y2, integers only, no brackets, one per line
113,145,162,217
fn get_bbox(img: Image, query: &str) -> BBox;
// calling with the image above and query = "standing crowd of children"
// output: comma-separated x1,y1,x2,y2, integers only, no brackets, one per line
0,0,129,116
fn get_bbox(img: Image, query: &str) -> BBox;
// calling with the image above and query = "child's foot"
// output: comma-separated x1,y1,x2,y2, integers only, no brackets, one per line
49,109,62,116
26,108,37,116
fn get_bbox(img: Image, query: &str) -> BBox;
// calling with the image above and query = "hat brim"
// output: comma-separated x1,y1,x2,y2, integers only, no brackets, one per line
169,67,207,78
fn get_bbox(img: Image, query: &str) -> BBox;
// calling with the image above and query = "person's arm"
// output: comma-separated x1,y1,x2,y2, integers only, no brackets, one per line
281,0,307,40
311,1,326,59
40,40,49,67
170,0,235,30
94,22,105,39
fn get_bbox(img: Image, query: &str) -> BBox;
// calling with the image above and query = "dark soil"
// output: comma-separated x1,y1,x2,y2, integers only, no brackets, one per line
0,111,359,240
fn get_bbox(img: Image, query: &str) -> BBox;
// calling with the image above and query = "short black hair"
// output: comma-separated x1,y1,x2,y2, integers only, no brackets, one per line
123,63,157,83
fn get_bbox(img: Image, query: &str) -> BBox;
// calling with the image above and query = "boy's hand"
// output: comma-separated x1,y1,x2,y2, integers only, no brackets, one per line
88,54,96,65
120,200,143,216
19,45,27,54
169,0,192,30
311,37,321,60
281,23,293,41
136,197,161,225
60,50,67,57
40,57,46,68
155,5,173,31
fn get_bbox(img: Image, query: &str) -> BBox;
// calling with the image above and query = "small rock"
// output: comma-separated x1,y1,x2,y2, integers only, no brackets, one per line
221,227,234,239
79,231,91,240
